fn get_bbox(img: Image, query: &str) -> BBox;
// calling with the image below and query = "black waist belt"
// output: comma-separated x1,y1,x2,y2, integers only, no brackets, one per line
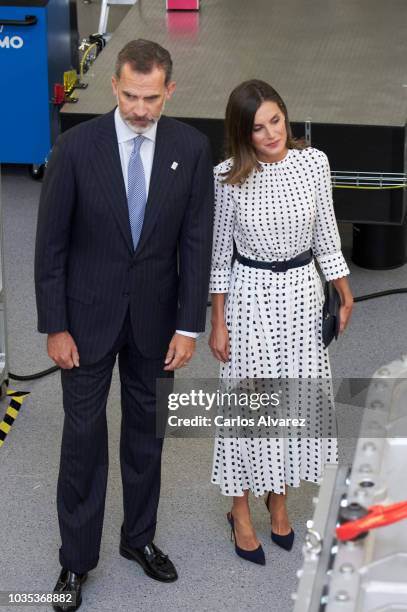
236,249,313,272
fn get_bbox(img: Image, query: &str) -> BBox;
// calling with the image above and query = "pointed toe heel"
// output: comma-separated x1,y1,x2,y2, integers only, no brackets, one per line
265,493,295,551
227,512,266,566
271,528,295,551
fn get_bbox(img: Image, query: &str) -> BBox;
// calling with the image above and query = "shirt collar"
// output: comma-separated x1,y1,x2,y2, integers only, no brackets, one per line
114,106,158,144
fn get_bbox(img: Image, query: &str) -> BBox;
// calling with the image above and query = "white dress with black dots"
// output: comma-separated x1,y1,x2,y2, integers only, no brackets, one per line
209,147,350,497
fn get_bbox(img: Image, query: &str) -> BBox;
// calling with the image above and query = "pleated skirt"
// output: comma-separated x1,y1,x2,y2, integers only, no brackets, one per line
211,260,338,497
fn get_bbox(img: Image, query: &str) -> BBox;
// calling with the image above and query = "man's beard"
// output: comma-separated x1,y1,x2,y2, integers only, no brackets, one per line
124,116,157,134
118,98,166,134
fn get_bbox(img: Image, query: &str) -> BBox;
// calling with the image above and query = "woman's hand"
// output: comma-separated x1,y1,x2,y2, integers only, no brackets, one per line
209,293,230,362
333,277,354,334
209,322,230,362
339,298,353,333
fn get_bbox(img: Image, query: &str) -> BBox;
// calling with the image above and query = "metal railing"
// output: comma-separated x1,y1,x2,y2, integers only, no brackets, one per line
331,171,407,190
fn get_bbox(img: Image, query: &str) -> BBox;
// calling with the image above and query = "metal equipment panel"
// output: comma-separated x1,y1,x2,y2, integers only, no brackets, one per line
0,5,51,165
293,357,407,611
0,0,76,167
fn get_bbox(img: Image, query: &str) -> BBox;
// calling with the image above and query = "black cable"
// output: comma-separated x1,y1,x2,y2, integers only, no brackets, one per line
353,288,407,303
6,287,407,382
9,366,60,381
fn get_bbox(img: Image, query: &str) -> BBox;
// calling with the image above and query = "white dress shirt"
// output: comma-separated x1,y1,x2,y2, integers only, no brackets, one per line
114,108,199,340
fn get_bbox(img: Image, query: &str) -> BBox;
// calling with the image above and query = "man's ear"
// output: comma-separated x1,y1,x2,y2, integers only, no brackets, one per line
165,80,176,101
111,75,118,96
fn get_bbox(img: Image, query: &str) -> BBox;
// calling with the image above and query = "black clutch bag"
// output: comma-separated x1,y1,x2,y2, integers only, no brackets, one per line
322,281,341,348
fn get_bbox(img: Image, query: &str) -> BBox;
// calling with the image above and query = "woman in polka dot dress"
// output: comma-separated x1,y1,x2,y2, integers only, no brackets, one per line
208,80,353,564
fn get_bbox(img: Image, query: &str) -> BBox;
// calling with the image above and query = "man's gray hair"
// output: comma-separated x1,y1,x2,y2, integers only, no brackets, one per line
115,39,173,84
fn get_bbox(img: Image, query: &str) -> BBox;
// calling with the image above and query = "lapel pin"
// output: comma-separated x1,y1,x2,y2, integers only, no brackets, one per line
171,162,179,171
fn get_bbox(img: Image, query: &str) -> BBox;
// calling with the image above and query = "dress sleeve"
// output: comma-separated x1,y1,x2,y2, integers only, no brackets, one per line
311,151,350,281
209,167,235,293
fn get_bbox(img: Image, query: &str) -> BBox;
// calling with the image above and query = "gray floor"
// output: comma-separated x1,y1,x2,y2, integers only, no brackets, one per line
0,160,406,612
64,0,407,126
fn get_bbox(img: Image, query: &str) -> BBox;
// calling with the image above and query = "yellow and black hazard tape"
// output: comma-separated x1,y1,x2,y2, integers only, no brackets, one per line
0,389,30,448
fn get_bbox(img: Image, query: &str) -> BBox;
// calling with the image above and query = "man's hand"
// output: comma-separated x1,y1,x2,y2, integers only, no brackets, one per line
47,331,80,369
164,333,196,371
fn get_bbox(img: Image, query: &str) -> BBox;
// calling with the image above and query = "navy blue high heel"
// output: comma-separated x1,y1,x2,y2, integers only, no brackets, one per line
227,512,266,565
265,493,295,551
270,529,295,551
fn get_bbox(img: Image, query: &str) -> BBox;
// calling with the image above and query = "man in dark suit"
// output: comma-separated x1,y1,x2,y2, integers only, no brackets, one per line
35,39,213,610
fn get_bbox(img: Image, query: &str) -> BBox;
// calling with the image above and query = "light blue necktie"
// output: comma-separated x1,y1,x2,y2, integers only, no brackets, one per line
127,135,146,250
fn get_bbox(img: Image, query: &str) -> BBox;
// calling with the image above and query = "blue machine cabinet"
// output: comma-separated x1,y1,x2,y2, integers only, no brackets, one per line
0,0,74,174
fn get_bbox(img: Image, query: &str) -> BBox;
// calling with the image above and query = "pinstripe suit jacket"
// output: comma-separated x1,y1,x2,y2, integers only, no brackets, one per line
34,110,214,363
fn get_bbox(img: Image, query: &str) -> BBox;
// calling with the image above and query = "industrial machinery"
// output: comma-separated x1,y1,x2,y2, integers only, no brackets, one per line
78,32,105,78
0,0,79,178
293,356,407,611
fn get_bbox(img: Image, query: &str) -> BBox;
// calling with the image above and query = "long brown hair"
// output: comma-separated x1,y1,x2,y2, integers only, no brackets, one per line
222,80,305,184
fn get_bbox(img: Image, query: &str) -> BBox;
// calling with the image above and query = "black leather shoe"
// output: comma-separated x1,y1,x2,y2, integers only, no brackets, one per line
52,568,88,611
120,540,178,582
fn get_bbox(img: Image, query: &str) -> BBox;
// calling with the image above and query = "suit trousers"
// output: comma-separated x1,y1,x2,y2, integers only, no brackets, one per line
57,309,173,574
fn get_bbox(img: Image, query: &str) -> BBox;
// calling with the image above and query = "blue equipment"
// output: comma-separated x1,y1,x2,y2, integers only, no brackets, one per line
0,1,76,177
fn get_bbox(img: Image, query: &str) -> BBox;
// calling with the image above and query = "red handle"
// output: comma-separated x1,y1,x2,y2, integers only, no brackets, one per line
53,84,65,106
336,501,407,541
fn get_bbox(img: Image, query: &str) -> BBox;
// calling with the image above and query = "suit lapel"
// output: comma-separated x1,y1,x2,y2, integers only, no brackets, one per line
92,110,134,254
134,117,177,257
91,112,177,257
